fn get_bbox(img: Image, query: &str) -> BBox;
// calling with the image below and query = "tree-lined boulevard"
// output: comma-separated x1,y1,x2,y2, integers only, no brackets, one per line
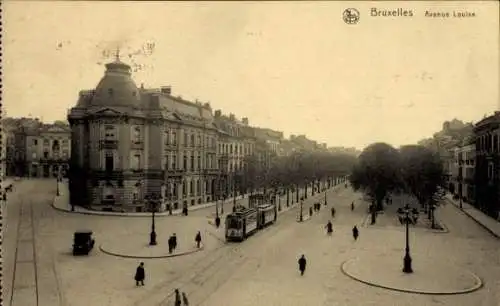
2,142,500,306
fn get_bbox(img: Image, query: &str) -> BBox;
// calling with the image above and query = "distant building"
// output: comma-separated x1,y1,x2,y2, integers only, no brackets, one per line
213,111,254,198
67,58,219,212
451,139,475,203
473,112,500,220
13,122,71,177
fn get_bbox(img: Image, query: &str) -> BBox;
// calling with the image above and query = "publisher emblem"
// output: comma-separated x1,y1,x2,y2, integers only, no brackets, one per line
343,8,360,24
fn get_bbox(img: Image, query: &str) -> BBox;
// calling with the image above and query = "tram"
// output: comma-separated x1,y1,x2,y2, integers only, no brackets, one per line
225,204,278,242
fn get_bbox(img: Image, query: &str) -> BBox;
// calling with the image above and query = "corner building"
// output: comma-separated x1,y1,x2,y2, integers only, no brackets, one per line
67,58,219,212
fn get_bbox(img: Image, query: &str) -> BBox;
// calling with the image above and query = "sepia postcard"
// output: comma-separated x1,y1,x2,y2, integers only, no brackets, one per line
1,1,499,306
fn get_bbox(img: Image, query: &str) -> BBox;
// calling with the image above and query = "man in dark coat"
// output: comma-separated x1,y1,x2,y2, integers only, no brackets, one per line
168,236,174,254
352,225,359,240
298,254,307,276
215,216,221,228
182,292,189,305
174,288,182,306
195,231,202,248
134,262,145,286
172,233,178,250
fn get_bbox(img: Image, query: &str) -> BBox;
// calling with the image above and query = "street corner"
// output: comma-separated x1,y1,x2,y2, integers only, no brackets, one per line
99,235,205,259
340,253,483,295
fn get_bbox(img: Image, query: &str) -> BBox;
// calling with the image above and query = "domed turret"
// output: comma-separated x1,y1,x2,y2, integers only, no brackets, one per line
89,55,141,108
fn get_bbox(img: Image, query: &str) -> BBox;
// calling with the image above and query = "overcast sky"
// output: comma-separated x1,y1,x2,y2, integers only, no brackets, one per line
3,1,498,150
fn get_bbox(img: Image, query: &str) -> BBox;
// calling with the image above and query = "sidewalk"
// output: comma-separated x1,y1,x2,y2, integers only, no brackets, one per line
53,182,345,218
52,182,249,217
445,194,500,239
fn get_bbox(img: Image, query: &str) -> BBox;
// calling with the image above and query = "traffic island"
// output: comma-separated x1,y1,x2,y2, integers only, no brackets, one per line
99,236,204,259
340,254,483,295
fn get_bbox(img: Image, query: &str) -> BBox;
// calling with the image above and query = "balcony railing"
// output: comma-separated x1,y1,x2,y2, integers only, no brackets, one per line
100,140,118,150
203,168,220,175
131,141,144,150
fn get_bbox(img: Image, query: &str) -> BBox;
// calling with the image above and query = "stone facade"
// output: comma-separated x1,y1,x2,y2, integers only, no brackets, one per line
12,121,71,178
67,58,220,212
452,142,475,203
473,112,500,220
214,111,255,198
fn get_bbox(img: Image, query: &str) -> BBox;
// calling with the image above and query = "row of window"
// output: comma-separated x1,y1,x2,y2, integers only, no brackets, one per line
32,138,69,147
218,143,253,155
131,179,212,200
103,125,217,148
456,159,475,166
103,151,218,171
477,133,500,153
32,151,69,160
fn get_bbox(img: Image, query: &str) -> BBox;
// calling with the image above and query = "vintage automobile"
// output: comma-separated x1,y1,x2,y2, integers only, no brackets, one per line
72,230,95,255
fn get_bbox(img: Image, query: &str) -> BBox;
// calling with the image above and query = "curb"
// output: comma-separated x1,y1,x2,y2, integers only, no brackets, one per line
445,198,500,239
340,259,483,295
51,199,216,218
99,243,204,259
52,185,343,218
361,212,450,234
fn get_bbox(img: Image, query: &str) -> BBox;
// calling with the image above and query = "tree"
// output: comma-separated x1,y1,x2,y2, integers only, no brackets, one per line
399,145,445,228
349,143,402,211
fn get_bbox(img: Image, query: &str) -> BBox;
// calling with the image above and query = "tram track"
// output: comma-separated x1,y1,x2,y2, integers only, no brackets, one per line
9,199,40,306
135,188,342,306
155,207,301,306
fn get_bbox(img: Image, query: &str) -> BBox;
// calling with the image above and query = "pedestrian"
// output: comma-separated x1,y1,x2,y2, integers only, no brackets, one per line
351,201,354,211
182,292,189,306
309,207,313,217
352,225,359,240
174,288,181,306
168,235,173,254
331,207,336,218
215,216,221,228
298,254,307,276
325,221,333,235
195,231,202,248
134,262,145,286
172,233,178,250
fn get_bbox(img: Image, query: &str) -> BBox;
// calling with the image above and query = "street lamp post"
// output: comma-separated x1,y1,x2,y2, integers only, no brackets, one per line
299,200,304,222
459,176,463,210
324,189,327,206
147,195,158,246
232,171,237,212
56,175,60,196
398,203,417,274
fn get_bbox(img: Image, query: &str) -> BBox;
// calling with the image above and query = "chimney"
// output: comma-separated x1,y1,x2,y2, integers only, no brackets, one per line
242,117,249,125
140,83,144,89
215,110,222,118
229,113,235,121
203,102,212,110
160,86,171,95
